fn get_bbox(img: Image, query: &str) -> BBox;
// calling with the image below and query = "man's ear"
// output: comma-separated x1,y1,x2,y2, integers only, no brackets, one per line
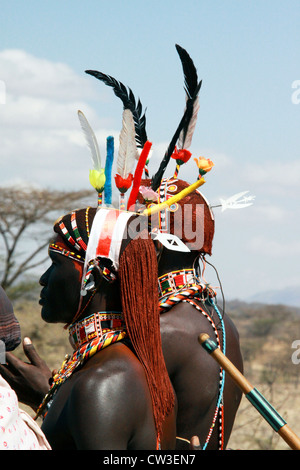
80,264,104,297
91,264,103,289
153,239,164,263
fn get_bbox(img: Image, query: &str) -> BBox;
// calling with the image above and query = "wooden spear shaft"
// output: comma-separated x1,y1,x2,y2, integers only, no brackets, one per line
199,333,300,450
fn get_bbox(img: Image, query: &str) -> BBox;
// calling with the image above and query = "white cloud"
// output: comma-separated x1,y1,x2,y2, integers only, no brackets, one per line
0,49,122,190
242,159,300,193
0,49,96,101
0,49,252,197
248,235,300,257
1,49,191,191
254,204,286,222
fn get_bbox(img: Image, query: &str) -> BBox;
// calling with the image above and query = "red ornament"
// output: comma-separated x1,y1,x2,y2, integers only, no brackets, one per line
114,173,133,193
171,147,192,165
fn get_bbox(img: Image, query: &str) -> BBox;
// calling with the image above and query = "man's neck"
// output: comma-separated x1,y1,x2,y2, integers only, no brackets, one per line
76,281,123,324
157,249,198,276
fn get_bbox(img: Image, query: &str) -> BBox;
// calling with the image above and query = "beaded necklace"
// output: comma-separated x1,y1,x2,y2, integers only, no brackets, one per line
158,268,216,313
158,268,225,450
35,312,126,420
158,268,197,298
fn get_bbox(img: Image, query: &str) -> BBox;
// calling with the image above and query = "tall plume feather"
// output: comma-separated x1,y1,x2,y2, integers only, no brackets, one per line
151,45,202,191
85,70,147,151
117,109,137,178
77,110,102,171
176,44,202,150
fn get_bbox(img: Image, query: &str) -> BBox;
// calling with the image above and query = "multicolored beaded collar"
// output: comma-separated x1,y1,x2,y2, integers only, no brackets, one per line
158,268,216,309
158,268,197,298
69,311,125,350
35,311,127,420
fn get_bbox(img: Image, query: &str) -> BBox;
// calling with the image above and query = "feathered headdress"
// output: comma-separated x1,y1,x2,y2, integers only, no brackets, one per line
83,47,209,223
84,46,254,253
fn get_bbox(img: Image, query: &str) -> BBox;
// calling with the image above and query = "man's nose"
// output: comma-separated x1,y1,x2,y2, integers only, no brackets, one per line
39,266,51,286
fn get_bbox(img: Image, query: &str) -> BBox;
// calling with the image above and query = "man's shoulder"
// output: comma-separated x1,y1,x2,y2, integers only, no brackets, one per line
65,347,152,436
70,344,147,402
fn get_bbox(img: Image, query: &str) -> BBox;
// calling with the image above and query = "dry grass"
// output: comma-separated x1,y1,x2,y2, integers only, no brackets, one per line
227,300,300,450
228,382,300,450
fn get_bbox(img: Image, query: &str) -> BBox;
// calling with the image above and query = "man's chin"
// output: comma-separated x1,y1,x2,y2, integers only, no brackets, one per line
40,305,56,324
40,304,72,324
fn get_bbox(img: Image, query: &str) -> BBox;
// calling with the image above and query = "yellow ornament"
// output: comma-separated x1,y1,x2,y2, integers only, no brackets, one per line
194,157,214,175
89,168,106,193
142,177,205,217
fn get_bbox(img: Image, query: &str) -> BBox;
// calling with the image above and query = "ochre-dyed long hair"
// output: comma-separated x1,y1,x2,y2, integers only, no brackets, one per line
119,236,174,438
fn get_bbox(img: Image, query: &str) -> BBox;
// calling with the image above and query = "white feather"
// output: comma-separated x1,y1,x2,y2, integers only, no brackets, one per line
178,96,200,150
117,109,138,177
78,110,102,171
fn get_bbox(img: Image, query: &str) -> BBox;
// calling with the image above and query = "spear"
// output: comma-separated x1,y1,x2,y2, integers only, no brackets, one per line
199,333,300,450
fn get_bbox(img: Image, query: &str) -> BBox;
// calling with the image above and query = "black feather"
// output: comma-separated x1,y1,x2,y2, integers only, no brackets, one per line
175,44,202,148
150,100,195,191
175,44,198,98
151,45,202,191
85,70,147,149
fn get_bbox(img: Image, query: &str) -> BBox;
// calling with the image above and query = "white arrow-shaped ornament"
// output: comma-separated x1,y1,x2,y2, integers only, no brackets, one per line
212,191,255,212
150,230,191,252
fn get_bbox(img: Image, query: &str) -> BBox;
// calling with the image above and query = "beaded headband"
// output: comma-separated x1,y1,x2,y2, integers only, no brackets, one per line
49,243,85,264
49,208,89,266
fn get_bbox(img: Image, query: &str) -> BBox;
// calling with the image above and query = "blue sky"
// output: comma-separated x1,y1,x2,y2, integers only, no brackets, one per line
0,0,300,304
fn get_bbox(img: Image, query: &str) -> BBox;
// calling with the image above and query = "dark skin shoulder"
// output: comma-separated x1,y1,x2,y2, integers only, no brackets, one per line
159,299,243,449
42,342,159,450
